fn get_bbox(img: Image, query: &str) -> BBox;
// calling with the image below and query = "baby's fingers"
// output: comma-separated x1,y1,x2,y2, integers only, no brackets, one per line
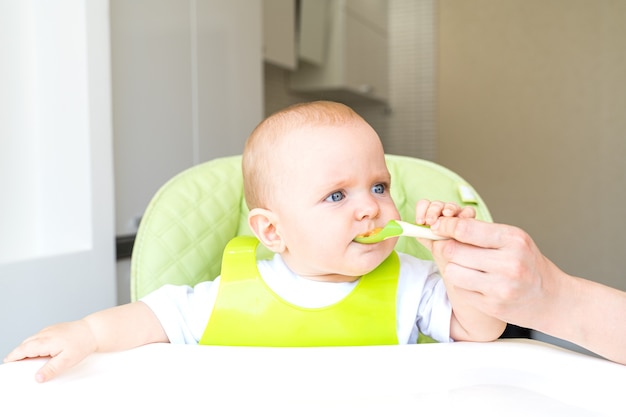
12,346,80,383
34,352,78,383
415,199,432,224
4,327,89,383
425,201,463,225
4,335,52,362
416,200,446,225
4,338,57,382
458,205,476,219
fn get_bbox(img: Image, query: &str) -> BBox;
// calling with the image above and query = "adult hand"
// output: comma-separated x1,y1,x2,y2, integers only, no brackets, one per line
429,217,626,365
428,217,562,329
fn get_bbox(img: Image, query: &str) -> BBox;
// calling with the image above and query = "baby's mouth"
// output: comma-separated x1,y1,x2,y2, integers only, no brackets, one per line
355,227,383,239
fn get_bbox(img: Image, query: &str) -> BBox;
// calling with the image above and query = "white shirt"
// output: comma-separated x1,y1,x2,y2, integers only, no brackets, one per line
141,252,452,345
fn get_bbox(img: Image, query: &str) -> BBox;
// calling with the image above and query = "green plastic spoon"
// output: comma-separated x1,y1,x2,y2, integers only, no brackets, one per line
353,220,447,244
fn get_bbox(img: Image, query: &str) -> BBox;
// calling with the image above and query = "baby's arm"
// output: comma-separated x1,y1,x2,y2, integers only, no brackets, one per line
447,293,507,342
3,301,168,382
415,200,506,341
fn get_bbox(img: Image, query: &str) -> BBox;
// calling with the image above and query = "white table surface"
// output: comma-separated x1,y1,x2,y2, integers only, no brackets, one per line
1,339,623,416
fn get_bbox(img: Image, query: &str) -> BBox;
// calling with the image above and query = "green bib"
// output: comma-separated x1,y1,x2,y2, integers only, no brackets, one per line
199,236,400,347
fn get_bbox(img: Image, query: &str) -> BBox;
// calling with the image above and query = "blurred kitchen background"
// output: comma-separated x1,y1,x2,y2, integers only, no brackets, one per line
1,0,625,358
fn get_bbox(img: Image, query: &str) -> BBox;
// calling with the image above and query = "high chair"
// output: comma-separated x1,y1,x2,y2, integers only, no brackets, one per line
131,154,492,313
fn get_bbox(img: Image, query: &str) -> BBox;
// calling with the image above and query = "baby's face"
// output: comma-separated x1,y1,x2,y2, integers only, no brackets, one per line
270,120,400,282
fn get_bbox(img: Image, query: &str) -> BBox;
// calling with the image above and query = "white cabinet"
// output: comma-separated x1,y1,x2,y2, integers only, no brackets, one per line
289,0,388,104
110,0,263,237
262,0,297,70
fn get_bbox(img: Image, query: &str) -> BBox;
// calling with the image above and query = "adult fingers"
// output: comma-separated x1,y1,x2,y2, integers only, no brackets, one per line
430,237,496,278
434,252,491,293
431,217,529,251
439,261,522,319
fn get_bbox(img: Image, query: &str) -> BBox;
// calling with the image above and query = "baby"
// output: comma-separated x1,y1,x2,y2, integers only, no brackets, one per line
5,101,505,381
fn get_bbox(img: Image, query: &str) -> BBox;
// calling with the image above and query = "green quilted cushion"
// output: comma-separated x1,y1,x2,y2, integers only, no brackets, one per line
131,156,250,301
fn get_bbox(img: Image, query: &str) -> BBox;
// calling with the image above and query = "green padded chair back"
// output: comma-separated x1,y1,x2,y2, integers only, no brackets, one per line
131,154,491,301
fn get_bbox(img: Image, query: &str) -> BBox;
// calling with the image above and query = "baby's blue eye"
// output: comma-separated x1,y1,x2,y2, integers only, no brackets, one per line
372,183,386,194
326,191,345,202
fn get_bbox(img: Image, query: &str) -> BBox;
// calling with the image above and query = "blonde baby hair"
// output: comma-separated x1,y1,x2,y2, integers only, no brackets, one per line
242,101,365,210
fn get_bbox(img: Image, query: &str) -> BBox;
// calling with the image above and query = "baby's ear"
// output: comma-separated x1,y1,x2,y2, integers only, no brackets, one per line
248,208,286,253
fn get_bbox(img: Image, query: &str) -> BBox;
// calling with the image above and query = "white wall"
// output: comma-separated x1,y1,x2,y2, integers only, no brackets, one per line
437,0,626,293
0,0,116,358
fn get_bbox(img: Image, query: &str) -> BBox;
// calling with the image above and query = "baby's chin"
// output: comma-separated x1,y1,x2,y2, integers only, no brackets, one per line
350,248,395,275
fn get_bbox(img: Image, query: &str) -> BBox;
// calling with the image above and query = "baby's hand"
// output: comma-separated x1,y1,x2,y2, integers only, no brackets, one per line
415,199,476,226
3,320,97,383
414,200,475,252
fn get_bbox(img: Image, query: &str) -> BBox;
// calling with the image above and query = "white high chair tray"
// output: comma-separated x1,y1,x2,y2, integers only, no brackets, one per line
1,339,623,416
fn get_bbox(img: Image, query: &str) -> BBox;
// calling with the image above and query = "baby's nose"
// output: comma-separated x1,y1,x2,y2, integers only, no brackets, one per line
355,194,380,219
